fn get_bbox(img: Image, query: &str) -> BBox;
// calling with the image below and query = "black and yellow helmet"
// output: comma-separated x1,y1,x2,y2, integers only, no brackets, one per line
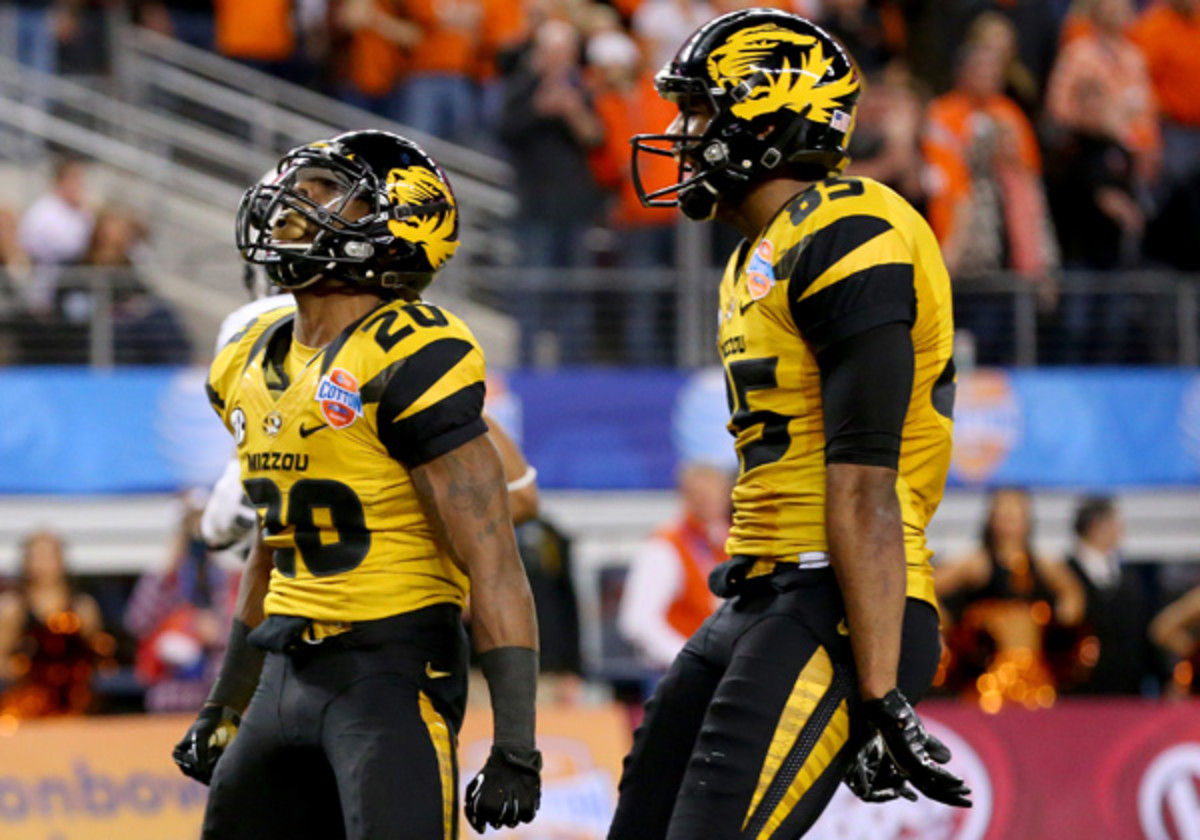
632,9,861,220
236,130,459,296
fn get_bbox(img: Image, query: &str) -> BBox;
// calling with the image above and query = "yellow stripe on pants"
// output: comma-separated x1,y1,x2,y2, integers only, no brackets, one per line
742,646,834,832
758,699,850,838
419,691,455,840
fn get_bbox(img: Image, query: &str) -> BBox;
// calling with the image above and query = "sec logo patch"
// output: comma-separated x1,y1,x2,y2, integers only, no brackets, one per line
315,368,363,429
231,407,246,446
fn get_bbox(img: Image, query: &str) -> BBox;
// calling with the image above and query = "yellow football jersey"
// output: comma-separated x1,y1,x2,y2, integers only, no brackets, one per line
717,176,955,608
207,299,488,622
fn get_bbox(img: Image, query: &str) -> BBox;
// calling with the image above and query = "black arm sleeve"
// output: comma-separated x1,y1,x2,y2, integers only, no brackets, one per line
817,322,914,469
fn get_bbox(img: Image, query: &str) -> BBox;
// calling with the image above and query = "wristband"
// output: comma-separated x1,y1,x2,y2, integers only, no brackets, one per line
207,619,266,713
479,646,538,749
506,466,538,493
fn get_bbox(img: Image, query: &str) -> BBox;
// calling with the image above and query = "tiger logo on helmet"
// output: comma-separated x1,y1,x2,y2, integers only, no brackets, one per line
385,166,459,273
235,130,459,297
631,10,861,221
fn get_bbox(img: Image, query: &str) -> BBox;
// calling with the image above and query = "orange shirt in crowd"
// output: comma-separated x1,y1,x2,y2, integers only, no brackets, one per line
346,0,408,97
655,518,724,640
924,90,1055,275
1045,34,1160,162
923,90,1041,243
214,0,295,62
403,0,485,76
477,0,529,81
592,74,681,229
1129,3,1200,126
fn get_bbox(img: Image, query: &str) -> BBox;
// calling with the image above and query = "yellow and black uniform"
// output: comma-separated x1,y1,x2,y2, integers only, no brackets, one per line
202,299,486,840
608,176,953,840
717,175,954,606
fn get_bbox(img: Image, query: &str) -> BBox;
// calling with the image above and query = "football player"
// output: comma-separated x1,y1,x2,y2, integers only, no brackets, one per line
610,10,971,839
173,130,542,839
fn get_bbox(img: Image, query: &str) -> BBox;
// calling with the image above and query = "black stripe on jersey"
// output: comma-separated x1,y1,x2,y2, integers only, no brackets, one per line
365,338,475,411
379,383,487,468
932,356,956,420
780,214,894,299
790,263,916,352
205,382,225,412
241,313,295,374
319,304,394,376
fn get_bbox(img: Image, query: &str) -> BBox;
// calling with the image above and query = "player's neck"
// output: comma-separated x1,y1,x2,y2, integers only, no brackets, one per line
292,289,386,348
720,177,815,241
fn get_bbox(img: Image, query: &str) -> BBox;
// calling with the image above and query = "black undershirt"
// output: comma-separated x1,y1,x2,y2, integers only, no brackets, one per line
816,321,914,470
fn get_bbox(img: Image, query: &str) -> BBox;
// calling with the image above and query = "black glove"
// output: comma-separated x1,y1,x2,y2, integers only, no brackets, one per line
464,745,542,833
172,704,241,785
844,733,918,803
863,689,972,808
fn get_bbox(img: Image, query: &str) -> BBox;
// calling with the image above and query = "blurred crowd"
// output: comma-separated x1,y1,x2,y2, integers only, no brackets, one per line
0,157,192,364
3,0,1199,364
4,487,1198,721
2,0,1199,365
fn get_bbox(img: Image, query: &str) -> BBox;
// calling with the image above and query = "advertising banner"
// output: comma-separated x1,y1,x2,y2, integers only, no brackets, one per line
0,700,1197,839
1,367,1199,492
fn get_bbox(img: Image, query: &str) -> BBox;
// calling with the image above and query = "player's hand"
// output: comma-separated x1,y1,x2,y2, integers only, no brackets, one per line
844,733,918,803
172,704,241,786
464,745,542,833
863,689,972,808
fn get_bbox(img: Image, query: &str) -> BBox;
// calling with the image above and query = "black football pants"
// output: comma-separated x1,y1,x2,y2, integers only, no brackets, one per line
608,568,940,840
202,605,469,840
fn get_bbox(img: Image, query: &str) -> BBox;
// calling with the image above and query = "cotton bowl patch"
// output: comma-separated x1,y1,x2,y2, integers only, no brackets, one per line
746,239,776,300
315,368,363,429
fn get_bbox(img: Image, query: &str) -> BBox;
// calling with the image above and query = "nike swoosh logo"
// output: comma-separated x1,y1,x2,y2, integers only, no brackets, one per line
425,662,452,680
298,423,329,438
837,618,850,637
739,298,760,315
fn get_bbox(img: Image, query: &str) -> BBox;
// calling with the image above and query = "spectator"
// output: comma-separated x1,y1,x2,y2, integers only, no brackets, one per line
9,0,77,75
336,0,418,118
846,62,927,210
1129,0,1200,188
124,491,239,713
1044,77,1144,362
1062,497,1159,695
137,0,217,52
17,157,94,316
617,462,730,677
964,11,1039,115
816,0,895,76
0,206,30,314
631,0,714,75
589,29,677,363
0,530,103,718
1150,580,1200,696
212,0,298,79
1046,0,1159,180
399,0,486,143
81,206,192,364
496,18,606,365
933,488,1084,707
923,40,1058,363
1130,0,1200,271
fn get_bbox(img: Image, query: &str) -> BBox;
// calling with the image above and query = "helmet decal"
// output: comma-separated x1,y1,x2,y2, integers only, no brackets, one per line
708,25,858,124
235,130,460,295
385,166,459,270
631,11,862,220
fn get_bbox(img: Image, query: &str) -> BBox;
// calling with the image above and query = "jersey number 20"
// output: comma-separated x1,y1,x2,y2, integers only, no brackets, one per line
243,478,370,577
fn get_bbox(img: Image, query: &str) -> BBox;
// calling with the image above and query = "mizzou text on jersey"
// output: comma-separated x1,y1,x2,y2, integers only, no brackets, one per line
206,299,487,623
716,175,955,608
